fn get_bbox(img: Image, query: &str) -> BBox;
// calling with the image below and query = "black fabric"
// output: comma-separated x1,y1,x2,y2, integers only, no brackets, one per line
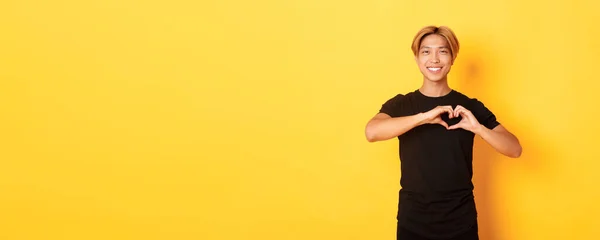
378,89,499,239
397,222,479,240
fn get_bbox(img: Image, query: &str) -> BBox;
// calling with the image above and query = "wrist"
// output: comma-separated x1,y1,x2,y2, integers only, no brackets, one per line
416,113,427,125
473,124,485,135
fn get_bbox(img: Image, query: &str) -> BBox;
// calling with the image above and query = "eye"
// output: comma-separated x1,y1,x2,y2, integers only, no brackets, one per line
421,50,429,54
440,50,449,54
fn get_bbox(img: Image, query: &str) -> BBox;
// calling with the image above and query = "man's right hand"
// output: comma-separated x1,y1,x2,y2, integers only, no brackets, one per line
366,105,455,142
420,105,455,129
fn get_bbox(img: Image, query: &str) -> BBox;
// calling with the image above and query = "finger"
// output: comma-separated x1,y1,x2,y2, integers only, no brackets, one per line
456,107,475,119
438,120,449,129
434,119,449,129
454,107,465,116
448,123,462,130
442,106,454,118
455,105,472,114
434,106,452,118
454,105,465,117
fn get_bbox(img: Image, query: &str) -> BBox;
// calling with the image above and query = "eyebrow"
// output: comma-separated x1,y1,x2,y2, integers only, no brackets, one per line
420,46,450,49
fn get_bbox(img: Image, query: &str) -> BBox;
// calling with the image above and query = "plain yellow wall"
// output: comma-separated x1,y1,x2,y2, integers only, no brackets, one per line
1,0,600,239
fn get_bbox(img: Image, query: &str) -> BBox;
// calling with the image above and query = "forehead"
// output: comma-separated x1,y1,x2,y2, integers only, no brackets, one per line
420,34,449,48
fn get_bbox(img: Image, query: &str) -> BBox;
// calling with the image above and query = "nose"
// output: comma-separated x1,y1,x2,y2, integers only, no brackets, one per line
431,52,440,63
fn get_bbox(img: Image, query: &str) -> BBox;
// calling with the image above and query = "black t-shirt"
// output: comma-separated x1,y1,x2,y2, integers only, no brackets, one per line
378,89,500,239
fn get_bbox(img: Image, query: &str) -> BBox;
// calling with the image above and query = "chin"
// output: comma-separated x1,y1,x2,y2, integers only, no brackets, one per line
425,76,447,82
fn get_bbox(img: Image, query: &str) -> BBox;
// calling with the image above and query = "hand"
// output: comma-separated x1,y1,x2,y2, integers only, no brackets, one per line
448,105,482,133
421,105,454,129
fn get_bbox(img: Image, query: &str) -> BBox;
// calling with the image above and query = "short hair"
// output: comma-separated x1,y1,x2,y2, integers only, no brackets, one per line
411,26,460,60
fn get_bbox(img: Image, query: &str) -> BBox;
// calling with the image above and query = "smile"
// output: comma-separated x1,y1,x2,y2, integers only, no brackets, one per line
427,67,442,72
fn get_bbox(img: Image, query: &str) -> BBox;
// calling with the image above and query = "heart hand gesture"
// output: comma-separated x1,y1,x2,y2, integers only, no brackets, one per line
447,105,482,133
421,105,455,129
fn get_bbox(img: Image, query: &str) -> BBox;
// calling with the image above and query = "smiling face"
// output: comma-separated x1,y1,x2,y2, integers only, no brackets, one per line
415,34,454,83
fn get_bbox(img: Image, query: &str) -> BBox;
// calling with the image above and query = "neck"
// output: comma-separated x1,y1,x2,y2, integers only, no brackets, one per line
419,77,451,97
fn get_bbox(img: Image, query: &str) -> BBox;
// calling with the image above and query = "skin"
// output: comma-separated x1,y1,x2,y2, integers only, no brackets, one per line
365,34,522,158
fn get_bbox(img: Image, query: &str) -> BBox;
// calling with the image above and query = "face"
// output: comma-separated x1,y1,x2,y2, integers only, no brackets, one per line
415,34,454,82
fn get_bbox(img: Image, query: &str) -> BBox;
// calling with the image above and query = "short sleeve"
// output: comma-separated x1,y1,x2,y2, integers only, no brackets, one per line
379,94,404,118
470,99,500,130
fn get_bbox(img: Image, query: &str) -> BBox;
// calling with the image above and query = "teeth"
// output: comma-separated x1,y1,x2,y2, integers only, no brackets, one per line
428,67,441,71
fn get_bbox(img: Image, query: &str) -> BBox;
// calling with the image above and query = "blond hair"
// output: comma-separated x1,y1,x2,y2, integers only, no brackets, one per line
411,26,460,60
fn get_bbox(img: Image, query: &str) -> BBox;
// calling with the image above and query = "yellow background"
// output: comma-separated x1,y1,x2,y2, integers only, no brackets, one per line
1,0,599,239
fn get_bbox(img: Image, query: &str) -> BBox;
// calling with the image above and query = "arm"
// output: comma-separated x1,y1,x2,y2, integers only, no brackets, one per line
449,105,522,158
365,113,425,142
474,124,522,158
365,106,454,142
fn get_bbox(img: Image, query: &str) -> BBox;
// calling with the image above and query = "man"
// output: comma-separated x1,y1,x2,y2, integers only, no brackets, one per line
365,26,522,240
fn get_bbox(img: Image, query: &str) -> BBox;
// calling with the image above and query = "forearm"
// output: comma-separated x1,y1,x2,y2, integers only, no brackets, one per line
475,125,522,158
365,114,426,142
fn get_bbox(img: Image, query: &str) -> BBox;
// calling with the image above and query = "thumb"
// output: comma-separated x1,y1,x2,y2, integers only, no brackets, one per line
435,118,449,129
448,123,461,130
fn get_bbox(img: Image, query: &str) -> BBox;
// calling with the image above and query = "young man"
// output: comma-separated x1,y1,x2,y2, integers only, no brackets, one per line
365,26,522,240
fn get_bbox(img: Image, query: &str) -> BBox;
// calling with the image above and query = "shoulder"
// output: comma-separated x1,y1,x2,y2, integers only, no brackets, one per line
382,89,423,105
398,89,424,101
452,90,486,108
391,93,406,99
383,92,408,103
451,90,473,101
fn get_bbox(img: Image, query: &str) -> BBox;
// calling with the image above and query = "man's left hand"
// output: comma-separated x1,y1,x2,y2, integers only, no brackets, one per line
448,105,482,134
